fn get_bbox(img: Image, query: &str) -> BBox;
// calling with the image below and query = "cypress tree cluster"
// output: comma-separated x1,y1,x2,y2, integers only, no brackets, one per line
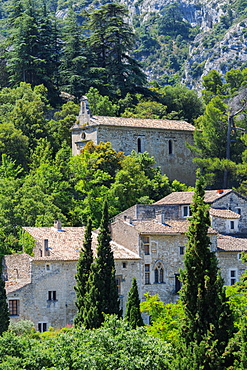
74,218,93,327
125,277,144,329
0,257,9,335
178,170,234,367
75,200,121,329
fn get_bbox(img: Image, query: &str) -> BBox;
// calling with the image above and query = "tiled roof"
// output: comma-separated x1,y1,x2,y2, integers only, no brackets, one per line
155,189,233,205
217,234,247,251
74,116,195,132
24,226,139,261
129,219,217,235
5,280,31,294
210,208,240,219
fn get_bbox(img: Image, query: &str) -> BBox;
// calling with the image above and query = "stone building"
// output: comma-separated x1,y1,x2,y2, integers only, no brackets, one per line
3,189,247,330
71,97,197,185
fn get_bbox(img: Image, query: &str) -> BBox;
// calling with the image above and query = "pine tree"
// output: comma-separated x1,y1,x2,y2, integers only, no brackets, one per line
59,7,90,97
125,277,144,329
179,170,234,366
86,3,146,98
0,258,9,335
74,217,93,327
96,199,121,316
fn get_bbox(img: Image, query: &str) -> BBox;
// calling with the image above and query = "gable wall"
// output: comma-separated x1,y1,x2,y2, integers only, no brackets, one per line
213,192,247,233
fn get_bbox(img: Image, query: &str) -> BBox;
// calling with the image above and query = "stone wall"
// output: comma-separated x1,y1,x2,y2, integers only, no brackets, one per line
213,192,247,233
72,123,197,186
217,251,246,285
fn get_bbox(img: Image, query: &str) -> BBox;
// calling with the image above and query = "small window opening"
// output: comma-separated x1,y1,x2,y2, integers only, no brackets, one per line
145,264,150,284
9,300,19,316
230,221,235,230
122,262,127,268
169,140,173,154
230,270,237,285
137,138,142,153
38,323,47,333
179,246,185,255
48,291,57,301
175,274,182,293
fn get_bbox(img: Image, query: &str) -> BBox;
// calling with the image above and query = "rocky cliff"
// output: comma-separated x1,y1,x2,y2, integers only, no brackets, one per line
117,0,247,90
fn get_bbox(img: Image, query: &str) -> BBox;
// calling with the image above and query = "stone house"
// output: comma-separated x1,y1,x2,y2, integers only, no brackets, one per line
71,97,197,186
3,190,247,330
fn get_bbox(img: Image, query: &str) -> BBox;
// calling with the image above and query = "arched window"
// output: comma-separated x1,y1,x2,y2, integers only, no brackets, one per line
168,140,173,154
137,138,142,153
160,268,164,283
154,268,159,283
154,262,164,283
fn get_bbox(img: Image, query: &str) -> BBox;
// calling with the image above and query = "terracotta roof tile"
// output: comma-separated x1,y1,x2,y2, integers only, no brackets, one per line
155,189,233,205
73,116,195,132
130,219,216,235
210,208,240,219
217,234,247,251
24,226,139,261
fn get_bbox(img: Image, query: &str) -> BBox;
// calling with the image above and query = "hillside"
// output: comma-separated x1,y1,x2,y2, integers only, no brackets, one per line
0,0,246,90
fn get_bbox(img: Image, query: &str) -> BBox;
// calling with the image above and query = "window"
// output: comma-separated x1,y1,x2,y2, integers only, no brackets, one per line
145,264,150,284
115,276,122,294
137,138,142,153
122,262,127,268
141,236,150,255
179,246,185,255
230,221,235,230
182,206,190,217
236,208,241,215
81,132,86,140
238,253,242,260
168,140,173,154
174,274,182,293
230,270,237,285
38,323,47,333
46,264,50,271
154,262,164,283
48,291,57,301
9,300,19,316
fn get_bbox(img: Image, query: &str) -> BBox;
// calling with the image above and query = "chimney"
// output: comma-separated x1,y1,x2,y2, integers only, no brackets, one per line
156,211,165,224
124,216,132,224
54,220,62,230
43,239,49,257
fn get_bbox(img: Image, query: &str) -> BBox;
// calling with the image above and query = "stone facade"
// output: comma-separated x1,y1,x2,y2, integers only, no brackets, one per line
71,97,197,186
3,189,247,330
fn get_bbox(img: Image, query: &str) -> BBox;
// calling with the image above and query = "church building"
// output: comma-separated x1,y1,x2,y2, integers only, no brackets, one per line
71,97,197,186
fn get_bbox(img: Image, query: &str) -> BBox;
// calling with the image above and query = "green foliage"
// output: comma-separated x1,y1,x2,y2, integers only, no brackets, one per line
179,171,234,366
0,316,172,369
74,217,93,327
87,87,119,116
125,277,144,329
140,293,183,344
8,320,34,336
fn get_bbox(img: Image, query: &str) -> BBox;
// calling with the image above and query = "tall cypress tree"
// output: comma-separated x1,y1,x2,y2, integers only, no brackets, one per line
179,170,234,365
96,199,121,317
125,277,144,329
82,199,121,329
74,217,93,327
0,258,9,335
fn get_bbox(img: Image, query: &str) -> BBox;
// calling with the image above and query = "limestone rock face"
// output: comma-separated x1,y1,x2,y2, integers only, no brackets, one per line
116,0,247,89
